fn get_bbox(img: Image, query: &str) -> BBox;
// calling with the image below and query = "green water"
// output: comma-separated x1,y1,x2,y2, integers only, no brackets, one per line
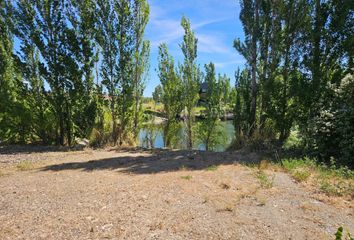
139,121,235,152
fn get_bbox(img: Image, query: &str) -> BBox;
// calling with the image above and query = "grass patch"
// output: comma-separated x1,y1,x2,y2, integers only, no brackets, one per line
281,157,354,197
206,165,218,171
255,170,274,189
292,169,311,182
320,180,353,197
181,175,192,180
0,170,5,177
16,161,35,171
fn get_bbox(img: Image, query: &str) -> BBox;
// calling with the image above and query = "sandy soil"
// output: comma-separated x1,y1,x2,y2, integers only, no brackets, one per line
0,146,353,240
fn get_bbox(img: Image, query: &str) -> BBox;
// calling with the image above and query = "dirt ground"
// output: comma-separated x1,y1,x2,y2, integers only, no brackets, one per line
0,146,353,240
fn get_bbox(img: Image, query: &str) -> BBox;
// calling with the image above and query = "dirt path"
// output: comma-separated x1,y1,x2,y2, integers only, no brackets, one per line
0,147,353,239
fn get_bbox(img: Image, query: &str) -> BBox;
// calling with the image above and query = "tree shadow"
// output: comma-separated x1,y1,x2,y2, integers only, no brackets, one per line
0,145,83,155
41,149,261,174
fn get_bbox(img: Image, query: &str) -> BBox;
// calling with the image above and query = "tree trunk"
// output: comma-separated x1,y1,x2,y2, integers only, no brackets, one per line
187,109,193,150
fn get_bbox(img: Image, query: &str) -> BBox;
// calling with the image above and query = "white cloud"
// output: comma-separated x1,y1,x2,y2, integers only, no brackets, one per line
149,17,230,48
197,34,230,54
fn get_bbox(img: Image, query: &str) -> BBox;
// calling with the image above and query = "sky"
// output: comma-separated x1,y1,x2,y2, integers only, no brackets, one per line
144,0,245,97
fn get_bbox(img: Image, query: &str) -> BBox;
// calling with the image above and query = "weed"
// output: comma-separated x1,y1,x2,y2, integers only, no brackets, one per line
292,169,311,182
206,165,218,171
0,170,4,177
16,161,35,171
320,180,353,197
335,226,354,240
281,157,354,198
181,175,192,180
282,157,316,172
255,170,274,189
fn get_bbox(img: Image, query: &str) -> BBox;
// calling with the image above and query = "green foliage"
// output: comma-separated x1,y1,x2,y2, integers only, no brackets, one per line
335,227,354,240
282,157,317,172
196,63,226,151
180,16,202,150
306,74,354,166
232,0,353,171
152,85,163,104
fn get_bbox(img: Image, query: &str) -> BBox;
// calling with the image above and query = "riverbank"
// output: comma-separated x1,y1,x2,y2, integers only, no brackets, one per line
0,146,353,239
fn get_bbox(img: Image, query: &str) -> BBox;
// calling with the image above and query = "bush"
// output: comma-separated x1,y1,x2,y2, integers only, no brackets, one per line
307,74,354,167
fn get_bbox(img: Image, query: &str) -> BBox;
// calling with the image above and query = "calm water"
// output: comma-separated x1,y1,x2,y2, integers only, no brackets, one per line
138,121,235,152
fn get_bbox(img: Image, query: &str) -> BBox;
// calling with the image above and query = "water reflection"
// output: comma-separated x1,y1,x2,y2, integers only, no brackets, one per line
139,121,235,152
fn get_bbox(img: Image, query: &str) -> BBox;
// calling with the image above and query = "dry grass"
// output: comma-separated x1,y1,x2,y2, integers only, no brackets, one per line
0,148,353,239
255,170,274,189
181,175,192,180
16,161,35,171
216,205,233,212
281,158,354,198
205,165,218,171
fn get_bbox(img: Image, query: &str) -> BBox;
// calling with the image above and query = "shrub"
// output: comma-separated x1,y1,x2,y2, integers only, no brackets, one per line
255,170,274,189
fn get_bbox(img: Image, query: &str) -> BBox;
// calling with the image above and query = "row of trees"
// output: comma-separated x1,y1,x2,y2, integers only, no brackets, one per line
233,0,353,165
0,0,150,146
155,17,232,150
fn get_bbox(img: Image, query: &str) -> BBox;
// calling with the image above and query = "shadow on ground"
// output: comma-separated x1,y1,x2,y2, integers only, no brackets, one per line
41,149,261,174
0,145,85,154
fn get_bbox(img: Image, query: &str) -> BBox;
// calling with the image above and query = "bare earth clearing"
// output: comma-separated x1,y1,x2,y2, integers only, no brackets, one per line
0,146,353,240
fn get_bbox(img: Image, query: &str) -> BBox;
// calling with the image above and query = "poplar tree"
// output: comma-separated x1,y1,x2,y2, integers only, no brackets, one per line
115,0,135,144
132,0,150,139
234,0,260,136
180,16,202,150
197,63,224,151
0,0,19,142
158,43,183,148
97,0,120,144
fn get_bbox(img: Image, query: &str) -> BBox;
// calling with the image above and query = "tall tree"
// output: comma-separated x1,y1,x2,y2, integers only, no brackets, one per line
197,63,224,151
0,0,20,142
67,0,98,138
152,84,162,104
180,16,202,150
157,43,183,147
116,0,135,145
132,0,150,139
97,0,120,144
234,0,260,136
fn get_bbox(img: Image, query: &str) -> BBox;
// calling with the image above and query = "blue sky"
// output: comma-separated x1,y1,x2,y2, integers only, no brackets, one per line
144,0,245,97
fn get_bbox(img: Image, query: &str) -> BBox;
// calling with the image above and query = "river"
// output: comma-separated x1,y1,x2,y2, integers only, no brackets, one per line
138,121,235,152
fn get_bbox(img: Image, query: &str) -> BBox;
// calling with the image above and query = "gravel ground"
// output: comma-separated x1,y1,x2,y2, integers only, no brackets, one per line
0,146,353,240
